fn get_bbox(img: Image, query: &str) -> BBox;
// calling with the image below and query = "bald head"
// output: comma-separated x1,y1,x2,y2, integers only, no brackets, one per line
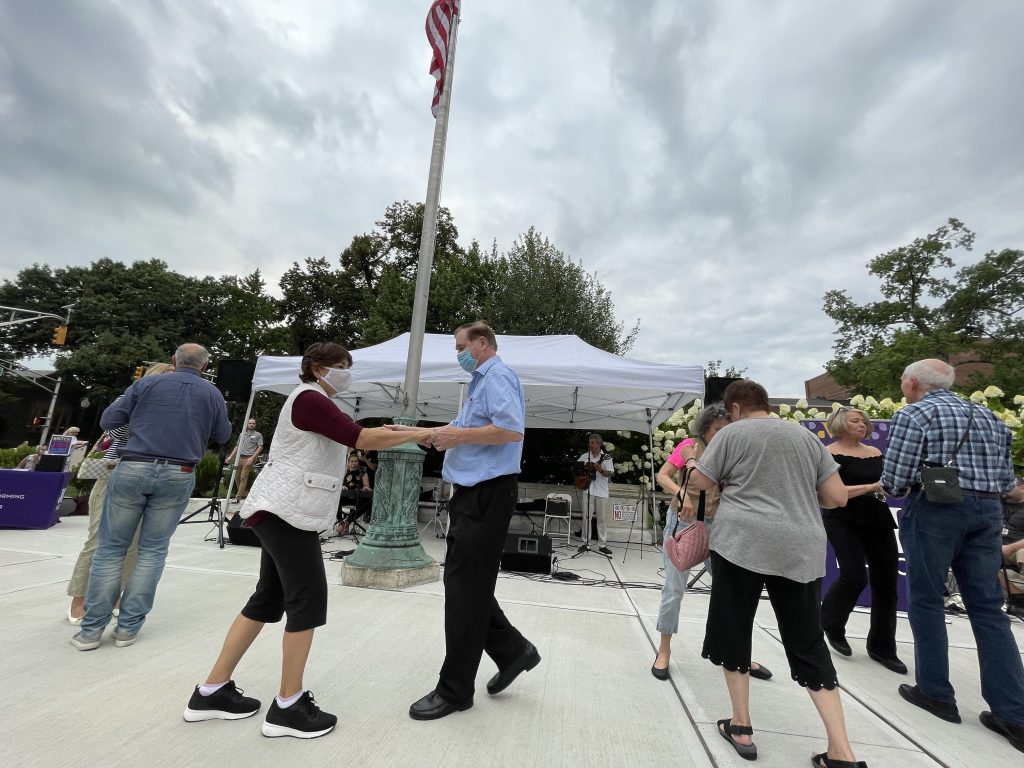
174,343,210,371
901,358,955,403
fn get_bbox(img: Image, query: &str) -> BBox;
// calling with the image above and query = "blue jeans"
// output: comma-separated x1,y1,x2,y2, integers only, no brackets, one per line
81,461,195,635
900,492,1024,724
656,509,712,634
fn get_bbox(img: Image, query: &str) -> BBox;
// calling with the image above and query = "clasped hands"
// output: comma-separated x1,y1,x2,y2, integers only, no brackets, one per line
385,423,460,451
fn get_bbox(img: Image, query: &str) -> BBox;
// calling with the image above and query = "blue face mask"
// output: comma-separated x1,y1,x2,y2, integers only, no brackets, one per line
457,349,476,373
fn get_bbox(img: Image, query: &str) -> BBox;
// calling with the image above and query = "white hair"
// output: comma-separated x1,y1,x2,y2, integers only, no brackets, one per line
174,343,210,370
903,359,955,391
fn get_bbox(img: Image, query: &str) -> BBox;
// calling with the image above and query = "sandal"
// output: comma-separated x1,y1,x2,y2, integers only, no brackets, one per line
718,718,757,761
811,752,867,767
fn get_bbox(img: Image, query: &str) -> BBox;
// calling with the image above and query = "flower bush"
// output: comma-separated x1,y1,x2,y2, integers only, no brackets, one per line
606,388,1024,484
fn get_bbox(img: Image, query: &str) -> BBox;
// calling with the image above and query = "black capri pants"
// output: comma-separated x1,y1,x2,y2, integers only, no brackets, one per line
241,512,328,632
702,551,838,690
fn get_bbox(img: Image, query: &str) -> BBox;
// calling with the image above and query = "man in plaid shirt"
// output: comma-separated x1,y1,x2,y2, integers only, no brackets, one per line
882,358,1023,753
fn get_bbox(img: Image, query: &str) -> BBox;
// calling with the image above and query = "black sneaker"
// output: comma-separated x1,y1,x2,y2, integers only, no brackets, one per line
183,681,261,722
599,546,613,556
261,691,337,739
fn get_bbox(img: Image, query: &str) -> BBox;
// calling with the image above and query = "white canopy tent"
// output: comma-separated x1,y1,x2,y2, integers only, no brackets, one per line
247,333,704,432
227,334,704,540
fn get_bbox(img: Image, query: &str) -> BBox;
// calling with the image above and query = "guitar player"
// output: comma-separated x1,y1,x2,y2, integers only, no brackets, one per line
577,433,614,555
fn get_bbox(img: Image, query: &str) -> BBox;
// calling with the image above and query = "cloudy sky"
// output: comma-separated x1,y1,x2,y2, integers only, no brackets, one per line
2,0,1021,395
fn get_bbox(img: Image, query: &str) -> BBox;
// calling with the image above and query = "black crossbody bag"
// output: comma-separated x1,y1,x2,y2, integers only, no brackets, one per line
919,404,975,504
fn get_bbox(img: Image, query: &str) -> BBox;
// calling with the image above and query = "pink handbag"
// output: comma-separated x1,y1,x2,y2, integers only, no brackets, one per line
665,473,709,572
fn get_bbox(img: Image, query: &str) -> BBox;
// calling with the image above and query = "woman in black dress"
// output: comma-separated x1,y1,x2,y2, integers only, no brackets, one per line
821,406,906,674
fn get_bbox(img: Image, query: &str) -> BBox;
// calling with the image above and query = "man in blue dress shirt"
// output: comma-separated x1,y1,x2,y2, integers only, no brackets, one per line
71,343,232,651
409,322,541,720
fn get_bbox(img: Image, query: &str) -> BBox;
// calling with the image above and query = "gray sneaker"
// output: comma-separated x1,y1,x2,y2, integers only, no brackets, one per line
112,627,137,647
70,631,102,651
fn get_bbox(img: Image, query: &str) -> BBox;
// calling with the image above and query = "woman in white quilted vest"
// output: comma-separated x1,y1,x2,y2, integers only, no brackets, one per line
183,342,434,740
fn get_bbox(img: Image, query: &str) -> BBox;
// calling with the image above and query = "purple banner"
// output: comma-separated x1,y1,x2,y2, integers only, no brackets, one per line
801,419,908,612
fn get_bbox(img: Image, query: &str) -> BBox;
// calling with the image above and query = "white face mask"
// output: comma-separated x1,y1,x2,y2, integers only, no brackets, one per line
320,367,352,395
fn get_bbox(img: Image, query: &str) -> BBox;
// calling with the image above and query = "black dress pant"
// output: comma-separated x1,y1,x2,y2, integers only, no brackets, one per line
820,517,899,657
437,473,528,704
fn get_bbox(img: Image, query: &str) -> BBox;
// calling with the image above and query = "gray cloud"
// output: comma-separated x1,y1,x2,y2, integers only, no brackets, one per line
2,0,1022,396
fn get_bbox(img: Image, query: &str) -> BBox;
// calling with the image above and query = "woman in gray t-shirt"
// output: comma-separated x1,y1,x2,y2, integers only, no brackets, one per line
689,380,866,768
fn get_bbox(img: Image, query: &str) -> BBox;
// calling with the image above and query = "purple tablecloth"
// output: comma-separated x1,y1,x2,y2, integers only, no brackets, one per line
0,469,70,529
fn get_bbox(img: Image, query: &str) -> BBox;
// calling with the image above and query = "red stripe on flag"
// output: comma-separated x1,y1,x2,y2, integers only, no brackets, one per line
426,0,460,117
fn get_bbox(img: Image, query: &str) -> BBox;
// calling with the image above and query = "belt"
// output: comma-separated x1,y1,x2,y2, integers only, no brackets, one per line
910,484,999,499
120,456,195,472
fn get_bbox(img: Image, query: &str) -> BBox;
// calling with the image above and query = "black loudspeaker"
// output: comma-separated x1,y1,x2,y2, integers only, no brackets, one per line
500,533,552,574
36,454,69,472
705,376,742,405
215,360,256,403
226,513,261,547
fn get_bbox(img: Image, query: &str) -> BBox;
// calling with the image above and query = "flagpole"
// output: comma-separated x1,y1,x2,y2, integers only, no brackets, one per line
402,6,461,418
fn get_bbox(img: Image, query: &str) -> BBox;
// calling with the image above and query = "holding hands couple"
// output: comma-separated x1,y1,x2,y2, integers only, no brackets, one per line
386,423,463,451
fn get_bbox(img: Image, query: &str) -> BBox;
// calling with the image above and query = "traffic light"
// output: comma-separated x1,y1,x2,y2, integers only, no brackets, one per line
132,365,145,380
51,325,68,345
31,416,47,429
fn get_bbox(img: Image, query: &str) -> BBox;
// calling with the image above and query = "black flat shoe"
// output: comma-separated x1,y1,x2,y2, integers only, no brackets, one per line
486,642,541,695
980,710,1024,753
749,663,773,680
811,752,867,767
867,650,907,674
825,630,852,657
897,684,960,723
408,690,472,721
718,718,756,761
651,655,670,680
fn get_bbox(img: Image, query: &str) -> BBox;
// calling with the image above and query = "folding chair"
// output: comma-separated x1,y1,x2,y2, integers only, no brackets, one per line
542,492,572,546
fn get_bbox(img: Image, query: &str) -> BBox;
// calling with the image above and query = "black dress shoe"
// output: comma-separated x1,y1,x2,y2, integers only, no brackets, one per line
825,630,852,657
980,710,1024,753
651,655,670,680
487,642,541,695
868,650,908,674
898,683,961,723
748,663,773,680
408,691,472,721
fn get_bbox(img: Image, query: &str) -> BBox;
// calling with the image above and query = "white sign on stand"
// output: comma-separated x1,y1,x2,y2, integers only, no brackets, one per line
613,503,637,522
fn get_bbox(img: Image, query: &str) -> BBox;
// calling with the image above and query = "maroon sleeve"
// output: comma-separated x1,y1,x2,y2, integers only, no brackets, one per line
291,390,364,447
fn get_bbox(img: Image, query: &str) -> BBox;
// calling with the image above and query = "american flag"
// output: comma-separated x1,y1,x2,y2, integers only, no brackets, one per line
426,0,460,117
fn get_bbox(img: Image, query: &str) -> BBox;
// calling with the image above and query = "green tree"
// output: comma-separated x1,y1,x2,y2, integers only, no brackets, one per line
0,259,283,402
483,228,638,354
823,218,1024,397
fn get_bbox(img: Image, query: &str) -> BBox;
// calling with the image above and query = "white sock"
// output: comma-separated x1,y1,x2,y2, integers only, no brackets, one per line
198,681,228,697
276,691,303,709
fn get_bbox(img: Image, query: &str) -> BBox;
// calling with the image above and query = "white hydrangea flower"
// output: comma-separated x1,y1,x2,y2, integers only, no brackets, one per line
770,412,780,418
631,454,640,463
832,402,842,410
795,398,808,409
864,396,879,408
1013,394,1024,405
794,410,806,420
879,397,895,409
970,390,985,403
984,385,1004,398
687,419,697,434
643,460,652,469
850,394,865,406
1004,414,1022,428
640,475,651,486
654,430,665,441
778,403,791,415
603,442,615,451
